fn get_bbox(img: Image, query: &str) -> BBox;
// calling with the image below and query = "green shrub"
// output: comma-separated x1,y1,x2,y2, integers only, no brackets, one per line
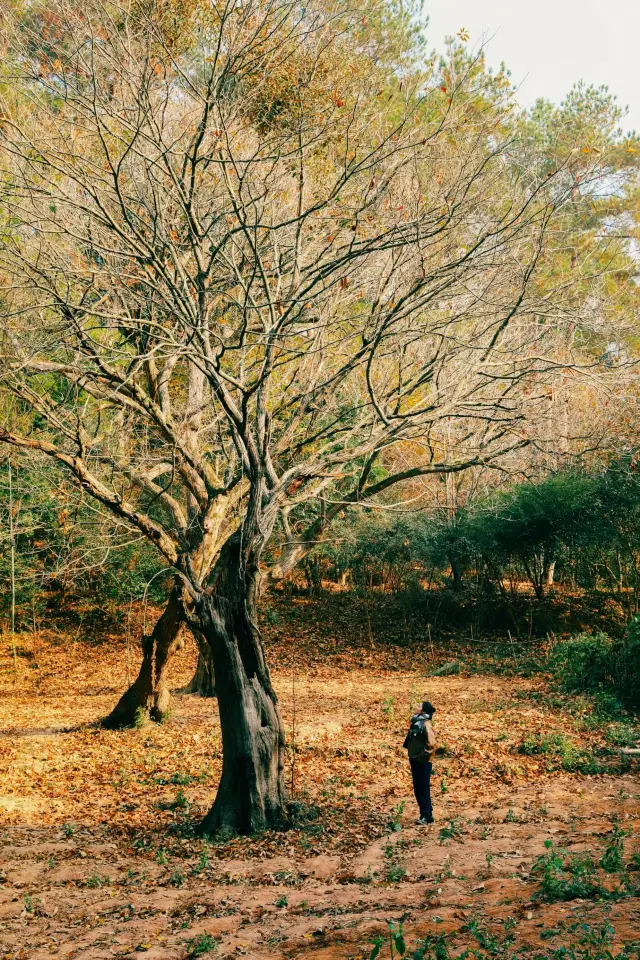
518,732,600,774
532,841,605,902
549,633,613,692
187,933,218,957
549,625,640,709
599,824,627,874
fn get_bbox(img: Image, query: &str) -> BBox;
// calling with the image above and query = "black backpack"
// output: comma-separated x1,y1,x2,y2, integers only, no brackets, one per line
404,712,433,763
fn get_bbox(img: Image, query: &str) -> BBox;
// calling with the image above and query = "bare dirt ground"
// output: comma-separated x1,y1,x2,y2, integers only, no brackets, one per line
1,601,639,959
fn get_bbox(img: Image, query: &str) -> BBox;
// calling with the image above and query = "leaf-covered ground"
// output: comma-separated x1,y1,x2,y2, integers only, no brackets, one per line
1,595,639,959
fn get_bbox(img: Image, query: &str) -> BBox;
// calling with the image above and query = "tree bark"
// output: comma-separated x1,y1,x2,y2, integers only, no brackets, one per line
102,587,183,728
182,630,216,697
450,557,463,590
197,538,286,836
545,560,556,589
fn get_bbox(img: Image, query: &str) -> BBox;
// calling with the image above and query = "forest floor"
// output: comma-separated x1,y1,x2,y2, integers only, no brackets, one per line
1,593,640,960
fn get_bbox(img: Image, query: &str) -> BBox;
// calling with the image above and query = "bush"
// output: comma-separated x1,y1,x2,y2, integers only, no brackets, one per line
549,625,640,710
549,633,614,692
517,732,600,774
532,841,604,902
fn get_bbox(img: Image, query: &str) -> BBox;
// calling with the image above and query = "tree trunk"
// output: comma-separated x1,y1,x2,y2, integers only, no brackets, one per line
102,587,183,728
545,560,556,589
450,557,463,590
197,539,286,836
182,630,216,697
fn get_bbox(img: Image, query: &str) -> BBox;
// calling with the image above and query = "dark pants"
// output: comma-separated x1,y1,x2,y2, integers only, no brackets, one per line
410,759,433,819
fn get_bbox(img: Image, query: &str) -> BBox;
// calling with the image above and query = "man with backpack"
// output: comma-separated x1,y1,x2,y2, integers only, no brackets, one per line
403,700,436,825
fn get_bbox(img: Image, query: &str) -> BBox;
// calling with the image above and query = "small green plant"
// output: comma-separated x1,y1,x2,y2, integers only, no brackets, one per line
600,823,627,873
436,856,453,881
438,817,463,845
370,921,406,959
170,771,193,785
370,926,456,960
133,706,149,728
187,932,218,957
388,801,405,832
159,789,189,811
263,606,281,625
382,696,396,722
464,916,517,955
532,841,603,902
23,895,34,913
274,894,288,907
86,871,109,889
156,848,169,865
386,863,407,883
192,850,210,875
62,823,74,838
485,852,494,870
47,855,56,870
133,835,153,852
169,869,185,887
505,808,518,823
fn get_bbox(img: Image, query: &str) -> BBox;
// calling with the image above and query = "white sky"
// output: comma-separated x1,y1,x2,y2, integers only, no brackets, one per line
424,0,640,132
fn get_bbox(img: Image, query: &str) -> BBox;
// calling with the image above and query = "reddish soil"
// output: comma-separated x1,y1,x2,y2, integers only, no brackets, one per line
1,604,639,959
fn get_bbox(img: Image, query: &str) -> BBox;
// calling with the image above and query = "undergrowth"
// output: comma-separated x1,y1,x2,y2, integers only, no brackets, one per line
368,920,640,960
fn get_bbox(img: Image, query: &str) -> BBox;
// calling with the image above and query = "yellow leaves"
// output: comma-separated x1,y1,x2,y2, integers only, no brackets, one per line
457,27,470,42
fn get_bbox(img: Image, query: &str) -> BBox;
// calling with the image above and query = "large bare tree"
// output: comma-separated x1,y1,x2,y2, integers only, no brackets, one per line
0,0,622,832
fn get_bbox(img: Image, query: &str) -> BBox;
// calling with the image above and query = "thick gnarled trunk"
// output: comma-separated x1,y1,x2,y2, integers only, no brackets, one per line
198,539,286,836
102,587,183,728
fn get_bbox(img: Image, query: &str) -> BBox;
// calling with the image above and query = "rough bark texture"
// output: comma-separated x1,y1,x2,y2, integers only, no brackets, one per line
183,632,216,697
102,588,183,728
198,539,286,836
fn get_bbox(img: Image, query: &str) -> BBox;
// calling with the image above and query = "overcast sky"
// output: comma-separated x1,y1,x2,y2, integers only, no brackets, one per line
424,0,640,132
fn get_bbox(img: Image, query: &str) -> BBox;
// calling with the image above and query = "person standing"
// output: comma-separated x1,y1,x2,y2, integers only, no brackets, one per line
403,700,436,825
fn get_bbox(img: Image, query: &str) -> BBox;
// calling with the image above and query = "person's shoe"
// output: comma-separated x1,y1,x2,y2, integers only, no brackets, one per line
416,816,431,825
425,815,435,824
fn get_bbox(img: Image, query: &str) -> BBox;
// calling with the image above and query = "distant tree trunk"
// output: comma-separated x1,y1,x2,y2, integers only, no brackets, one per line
182,629,216,697
450,557,463,590
198,537,286,836
303,557,322,595
545,560,556,589
102,587,183,728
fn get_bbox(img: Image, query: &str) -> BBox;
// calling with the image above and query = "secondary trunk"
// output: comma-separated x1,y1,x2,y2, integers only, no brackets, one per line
198,539,286,836
182,630,216,697
102,587,183,728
